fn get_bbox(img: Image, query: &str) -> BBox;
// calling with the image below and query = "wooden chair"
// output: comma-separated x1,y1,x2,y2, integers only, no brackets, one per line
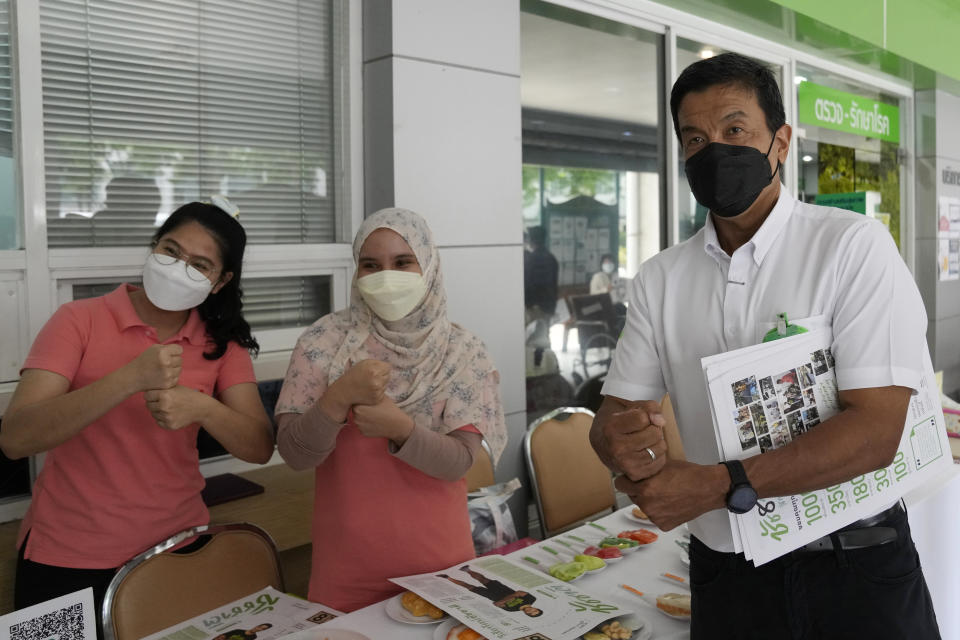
524,407,615,537
102,523,284,640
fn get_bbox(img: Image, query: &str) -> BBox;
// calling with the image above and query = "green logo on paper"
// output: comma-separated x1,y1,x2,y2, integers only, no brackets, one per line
797,81,900,144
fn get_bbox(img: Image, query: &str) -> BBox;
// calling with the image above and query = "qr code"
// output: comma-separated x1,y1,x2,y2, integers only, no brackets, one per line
9,602,86,640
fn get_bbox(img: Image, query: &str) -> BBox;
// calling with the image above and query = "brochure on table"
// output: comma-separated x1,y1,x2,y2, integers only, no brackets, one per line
702,326,951,565
391,554,629,640
141,587,342,640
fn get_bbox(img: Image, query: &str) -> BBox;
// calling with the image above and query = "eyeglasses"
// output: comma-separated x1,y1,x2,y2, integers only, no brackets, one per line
151,248,220,283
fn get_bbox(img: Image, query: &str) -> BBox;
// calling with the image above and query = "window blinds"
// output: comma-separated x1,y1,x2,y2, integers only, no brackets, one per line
40,0,336,247
0,1,10,158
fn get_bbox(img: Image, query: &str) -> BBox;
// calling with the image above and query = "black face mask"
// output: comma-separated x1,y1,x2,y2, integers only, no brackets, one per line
684,135,780,218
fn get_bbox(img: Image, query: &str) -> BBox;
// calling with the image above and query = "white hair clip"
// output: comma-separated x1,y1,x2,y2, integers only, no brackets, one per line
209,194,240,219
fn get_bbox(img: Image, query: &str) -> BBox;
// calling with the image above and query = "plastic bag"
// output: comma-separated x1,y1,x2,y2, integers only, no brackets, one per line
467,478,521,554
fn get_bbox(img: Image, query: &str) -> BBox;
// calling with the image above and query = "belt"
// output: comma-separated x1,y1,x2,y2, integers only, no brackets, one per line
796,502,903,553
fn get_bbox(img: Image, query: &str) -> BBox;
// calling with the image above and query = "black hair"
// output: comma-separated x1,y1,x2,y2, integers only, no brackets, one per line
152,202,258,360
600,253,614,263
669,52,785,141
527,225,546,247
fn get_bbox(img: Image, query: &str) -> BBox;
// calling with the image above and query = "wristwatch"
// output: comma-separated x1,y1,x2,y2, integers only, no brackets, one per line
721,460,758,514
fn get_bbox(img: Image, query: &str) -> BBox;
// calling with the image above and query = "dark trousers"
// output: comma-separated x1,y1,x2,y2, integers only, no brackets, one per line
14,533,116,636
14,531,208,633
689,506,940,640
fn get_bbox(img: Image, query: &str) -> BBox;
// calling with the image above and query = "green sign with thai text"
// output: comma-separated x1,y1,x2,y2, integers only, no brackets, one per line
797,81,900,144
814,192,867,214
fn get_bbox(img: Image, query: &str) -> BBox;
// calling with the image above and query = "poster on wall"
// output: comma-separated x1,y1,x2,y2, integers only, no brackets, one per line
937,197,960,281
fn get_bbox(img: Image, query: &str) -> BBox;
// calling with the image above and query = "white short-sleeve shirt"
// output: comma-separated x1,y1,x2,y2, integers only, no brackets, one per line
602,187,929,552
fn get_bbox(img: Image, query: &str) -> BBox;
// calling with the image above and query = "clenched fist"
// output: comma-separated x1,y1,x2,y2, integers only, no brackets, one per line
144,385,206,431
353,396,415,443
596,400,667,482
337,359,392,407
129,344,182,392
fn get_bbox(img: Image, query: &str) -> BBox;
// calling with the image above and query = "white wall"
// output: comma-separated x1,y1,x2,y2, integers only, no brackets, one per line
916,89,960,395
362,0,529,530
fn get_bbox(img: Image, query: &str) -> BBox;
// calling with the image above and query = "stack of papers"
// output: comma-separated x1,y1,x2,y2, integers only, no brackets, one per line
141,587,342,640
391,554,630,640
702,326,951,565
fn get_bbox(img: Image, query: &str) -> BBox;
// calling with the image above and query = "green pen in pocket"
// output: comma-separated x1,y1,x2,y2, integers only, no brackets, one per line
762,312,808,343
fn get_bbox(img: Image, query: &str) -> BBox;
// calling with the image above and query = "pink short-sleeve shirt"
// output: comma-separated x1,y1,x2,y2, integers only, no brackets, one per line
17,285,256,569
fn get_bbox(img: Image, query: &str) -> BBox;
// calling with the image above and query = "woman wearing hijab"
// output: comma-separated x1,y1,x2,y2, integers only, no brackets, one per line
275,208,507,612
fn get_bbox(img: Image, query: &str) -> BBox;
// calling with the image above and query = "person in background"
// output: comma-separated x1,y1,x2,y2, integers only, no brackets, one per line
590,52,939,638
0,201,274,617
275,208,507,612
523,225,559,351
589,253,626,307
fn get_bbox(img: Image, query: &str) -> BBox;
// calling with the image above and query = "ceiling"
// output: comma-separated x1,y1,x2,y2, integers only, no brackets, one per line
520,12,662,128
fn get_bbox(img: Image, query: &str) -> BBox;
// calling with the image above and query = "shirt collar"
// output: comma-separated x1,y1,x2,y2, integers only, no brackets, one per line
105,284,208,345
702,186,796,267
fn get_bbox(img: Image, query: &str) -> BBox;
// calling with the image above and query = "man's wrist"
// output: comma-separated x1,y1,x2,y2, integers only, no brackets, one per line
703,463,731,512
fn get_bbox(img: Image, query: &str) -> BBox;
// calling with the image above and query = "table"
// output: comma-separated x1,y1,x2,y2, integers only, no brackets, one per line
320,506,691,639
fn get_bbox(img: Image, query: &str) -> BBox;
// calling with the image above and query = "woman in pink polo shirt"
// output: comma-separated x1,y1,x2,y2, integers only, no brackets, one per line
275,208,507,612
0,201,274,614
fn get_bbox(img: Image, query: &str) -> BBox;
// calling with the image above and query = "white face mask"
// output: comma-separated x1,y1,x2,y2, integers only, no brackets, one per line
601,261,615,274
142,254,214,311
356,270,427,321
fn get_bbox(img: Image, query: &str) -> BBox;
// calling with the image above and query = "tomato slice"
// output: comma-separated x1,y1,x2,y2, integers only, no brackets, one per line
617,529,659,544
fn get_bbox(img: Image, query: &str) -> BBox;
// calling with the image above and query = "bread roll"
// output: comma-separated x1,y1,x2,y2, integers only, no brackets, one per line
656,592,691,617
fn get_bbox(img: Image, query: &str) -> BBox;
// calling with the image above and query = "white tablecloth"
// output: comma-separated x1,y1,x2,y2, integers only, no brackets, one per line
316,463,960,640
319,506,691,640
905,464,960,640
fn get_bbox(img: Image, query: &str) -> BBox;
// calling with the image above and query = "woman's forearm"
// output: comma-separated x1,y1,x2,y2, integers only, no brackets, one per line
392,426,482,481
0,368,140,459
195,391,275,464
276,401,346,470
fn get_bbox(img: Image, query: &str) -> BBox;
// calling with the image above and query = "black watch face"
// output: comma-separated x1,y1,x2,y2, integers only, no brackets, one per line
727,485,758,514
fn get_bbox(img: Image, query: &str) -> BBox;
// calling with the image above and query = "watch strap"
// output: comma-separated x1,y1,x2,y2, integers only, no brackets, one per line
722,459,750,487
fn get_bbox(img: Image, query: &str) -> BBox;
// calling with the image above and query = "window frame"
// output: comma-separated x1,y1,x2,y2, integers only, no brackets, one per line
0,0,363,522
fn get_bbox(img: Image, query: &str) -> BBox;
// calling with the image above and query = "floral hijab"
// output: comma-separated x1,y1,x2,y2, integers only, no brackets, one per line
283,208,507,462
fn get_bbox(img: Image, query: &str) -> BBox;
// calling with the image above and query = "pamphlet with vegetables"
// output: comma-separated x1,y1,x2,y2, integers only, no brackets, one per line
140,587,342,640
390,554,630,640
702,326,952,565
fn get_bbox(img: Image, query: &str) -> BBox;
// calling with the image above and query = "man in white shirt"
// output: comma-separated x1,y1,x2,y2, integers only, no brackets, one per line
591,52,939,638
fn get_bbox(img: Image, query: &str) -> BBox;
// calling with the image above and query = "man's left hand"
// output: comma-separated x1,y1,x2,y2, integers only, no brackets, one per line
614,459,728,531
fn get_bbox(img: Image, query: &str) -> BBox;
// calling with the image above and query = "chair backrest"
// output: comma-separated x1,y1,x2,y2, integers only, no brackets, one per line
569,293,615,329
102,523,284,640
465,439,496,492
524,407,615,537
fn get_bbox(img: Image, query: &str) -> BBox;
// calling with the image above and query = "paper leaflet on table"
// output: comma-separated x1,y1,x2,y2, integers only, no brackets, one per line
390,554,630,640
140,587,343,640
702,326,952,565
0,587,96,640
